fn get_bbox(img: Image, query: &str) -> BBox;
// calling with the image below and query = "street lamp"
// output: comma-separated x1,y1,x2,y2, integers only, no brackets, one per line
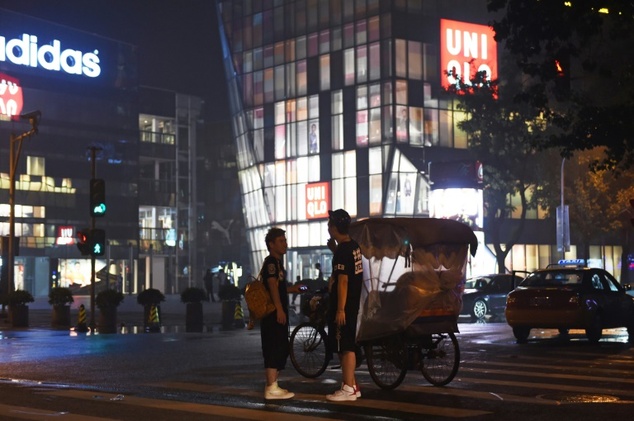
7,110,41,295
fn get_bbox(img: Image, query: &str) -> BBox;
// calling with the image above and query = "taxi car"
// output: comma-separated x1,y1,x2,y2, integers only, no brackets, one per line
462,274,522,319
505,260,634,343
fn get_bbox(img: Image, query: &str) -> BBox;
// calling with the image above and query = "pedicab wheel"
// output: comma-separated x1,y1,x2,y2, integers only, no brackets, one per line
420,332,460,386
364,335,408,390
290,323,329,378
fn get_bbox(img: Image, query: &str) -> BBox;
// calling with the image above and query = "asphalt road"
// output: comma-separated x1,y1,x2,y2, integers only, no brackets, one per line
0,310,632,420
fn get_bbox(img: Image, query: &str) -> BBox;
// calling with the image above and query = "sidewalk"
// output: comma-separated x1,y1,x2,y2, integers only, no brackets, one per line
1,294,229,332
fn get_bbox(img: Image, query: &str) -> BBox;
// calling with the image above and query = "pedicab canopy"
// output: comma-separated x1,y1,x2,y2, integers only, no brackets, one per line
348,218,478,342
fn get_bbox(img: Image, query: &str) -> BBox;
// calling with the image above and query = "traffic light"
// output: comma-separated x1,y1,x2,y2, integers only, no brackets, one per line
76,229,91,256
90,178,106,217
91,229,106,256
76,228,106,256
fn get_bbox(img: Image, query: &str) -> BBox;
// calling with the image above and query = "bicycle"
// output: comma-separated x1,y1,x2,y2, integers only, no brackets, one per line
289,290,330,378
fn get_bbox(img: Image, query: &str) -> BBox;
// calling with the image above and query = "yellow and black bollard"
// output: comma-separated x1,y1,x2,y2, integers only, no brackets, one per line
146,304,161,333
234,301,245,329
76,304,88,333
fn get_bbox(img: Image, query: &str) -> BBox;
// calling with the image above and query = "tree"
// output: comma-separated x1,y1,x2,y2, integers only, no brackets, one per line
488,0,634,173
447,68,551,273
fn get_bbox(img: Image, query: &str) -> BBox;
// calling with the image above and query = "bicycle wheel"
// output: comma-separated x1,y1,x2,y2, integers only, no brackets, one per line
364,335,408,390
420,332,460,386
290,323,329,378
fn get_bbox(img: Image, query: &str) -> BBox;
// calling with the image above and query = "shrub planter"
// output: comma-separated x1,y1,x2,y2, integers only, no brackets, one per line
180,287,208,332
7,290,34,328
96,289,124,334
49,287,74,328
185,302,204,332
51,305,71,328
9,304,29,327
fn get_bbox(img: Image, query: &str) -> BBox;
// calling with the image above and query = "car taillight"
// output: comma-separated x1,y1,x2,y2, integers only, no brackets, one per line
568,295,579,304
507,296,517,306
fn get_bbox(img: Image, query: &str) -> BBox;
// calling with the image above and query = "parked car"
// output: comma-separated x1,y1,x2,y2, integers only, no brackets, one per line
462,274,522,319
505,261,634,343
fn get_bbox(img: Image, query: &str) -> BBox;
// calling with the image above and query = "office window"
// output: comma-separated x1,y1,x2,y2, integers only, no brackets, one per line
408,41,422,80
297,97,308,121
297,120,308,156
344,48,355,85
274,42,285,65
331,27,342,51
297,35,307,60
264,68,274,102
297,60,307,96
275,125,286,159
253,70,263,105
357,45,368,83
243,50,253,73
369,42,381,80
396,80,407,104
253,47,263,70
368,16,380,42
332,151,357,216
343,23,354,48
369,108,381,145
320,55,331,91
275,101,285,125
357,85,368,110
286,39,296,62
308,32,319,57
264,45,274,68
27,156,45,176
275,65,285,100
286,63,296,97
319,30,330,54
332,90,344,150
395,39,407,77
356,110,368,147
356,19,367,45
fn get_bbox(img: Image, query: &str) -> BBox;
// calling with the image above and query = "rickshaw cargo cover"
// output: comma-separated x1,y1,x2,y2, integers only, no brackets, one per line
348,218,478,342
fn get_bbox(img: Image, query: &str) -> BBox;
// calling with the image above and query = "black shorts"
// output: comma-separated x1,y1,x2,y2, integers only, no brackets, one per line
328,316,358,353
260,312,289,370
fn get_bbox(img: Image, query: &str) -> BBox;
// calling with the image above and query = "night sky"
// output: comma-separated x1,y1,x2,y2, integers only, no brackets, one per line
0,0,228,119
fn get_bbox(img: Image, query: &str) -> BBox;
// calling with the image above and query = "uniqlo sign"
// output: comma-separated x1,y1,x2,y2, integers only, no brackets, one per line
305,182,330,220
440,19,497,89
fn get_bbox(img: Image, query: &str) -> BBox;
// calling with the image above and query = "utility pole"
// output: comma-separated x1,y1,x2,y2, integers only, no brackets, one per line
88,146,101,331
7,111,41,295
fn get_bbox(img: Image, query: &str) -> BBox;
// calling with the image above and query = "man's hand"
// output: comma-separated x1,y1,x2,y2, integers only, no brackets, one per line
327,237,337,252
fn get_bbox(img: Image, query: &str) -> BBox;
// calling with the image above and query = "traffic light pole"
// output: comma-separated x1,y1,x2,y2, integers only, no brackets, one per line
88,146,100,331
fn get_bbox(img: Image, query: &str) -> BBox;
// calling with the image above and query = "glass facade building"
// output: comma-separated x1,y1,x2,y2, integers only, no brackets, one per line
216,0,624,281
216,0,489,279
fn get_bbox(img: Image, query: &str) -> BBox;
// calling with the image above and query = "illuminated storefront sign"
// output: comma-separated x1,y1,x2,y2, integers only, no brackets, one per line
306,182,330,219
56,225,75,245
0,72,23,118
0,33,101,78
440,19,497,88
430,188,483,231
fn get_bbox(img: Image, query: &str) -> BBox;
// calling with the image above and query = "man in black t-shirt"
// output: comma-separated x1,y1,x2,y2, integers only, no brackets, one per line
325,209,363,402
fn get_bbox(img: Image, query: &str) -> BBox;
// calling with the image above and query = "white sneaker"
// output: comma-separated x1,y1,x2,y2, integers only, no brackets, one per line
264,381,294,400
353,384,361,398
326,383,357,402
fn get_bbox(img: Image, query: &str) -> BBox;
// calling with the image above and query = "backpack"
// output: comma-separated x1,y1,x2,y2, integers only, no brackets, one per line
244,274,276,320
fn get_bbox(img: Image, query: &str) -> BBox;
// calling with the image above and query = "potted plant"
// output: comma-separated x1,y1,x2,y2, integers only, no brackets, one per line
137,288,165,333
48,287,74,328
95,289,124,334
7,289,34,327
180,287,208,332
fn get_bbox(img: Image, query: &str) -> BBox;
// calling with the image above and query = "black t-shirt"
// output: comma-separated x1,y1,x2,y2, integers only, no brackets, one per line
328,239,363,320
261,255,288,312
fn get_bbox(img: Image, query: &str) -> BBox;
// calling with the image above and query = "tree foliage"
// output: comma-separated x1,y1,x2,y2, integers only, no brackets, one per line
447,68,551,273
488,0,634,172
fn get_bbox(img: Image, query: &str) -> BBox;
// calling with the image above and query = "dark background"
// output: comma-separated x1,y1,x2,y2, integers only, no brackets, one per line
0,0,228,120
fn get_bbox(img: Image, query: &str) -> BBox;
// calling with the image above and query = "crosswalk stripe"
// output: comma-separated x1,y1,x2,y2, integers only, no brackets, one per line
462,365,634,384
44,389,345,421
151,381,492,418
0,402,114,420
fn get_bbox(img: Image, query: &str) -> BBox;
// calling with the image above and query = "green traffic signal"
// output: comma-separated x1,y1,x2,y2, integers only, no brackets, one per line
91,229,106,256
90,178,106,217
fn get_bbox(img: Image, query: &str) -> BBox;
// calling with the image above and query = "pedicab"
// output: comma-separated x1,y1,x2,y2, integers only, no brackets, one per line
348,217,478,389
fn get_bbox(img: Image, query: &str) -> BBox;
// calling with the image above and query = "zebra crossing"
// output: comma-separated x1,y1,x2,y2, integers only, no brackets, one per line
2,338,633,420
